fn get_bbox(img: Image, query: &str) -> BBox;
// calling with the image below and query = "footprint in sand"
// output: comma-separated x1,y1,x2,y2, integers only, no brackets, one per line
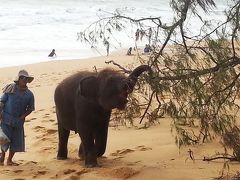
24,161,38,165
41,146,54,151
1,169,10,173
13,169,24,173
32,170,48,178
33,109,45,114
101,167,139,179
67,175,79,180
63,169,76,175
43,114,50,118
110,146,152,157
46,129,58,135
39,137,50,141
37,170,47,175
135,145,152,151
25,117,37,122
110,149,135,156
54,169,88,179
33,126,45,132
111,156,124,161
64,170,88,180
75,169,89,176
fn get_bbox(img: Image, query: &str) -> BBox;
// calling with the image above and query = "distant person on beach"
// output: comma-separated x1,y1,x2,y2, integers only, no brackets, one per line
135,29,145,41
144,44,151,54
48,49,57,57
135,29,140,41
0,70,35,166
104,39,110,56
127,47,132,55
148,28,152,45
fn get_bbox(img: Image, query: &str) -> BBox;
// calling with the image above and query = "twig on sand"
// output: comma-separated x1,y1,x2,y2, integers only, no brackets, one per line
203,155,237,161
188,149,195,161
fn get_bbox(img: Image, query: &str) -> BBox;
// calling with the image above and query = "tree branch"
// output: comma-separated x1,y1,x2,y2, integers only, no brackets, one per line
154,56,240,81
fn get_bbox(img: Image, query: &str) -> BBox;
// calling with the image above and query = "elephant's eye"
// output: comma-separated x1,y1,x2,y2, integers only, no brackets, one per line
121,83,132,93
119,91,128,98
122,83,128,91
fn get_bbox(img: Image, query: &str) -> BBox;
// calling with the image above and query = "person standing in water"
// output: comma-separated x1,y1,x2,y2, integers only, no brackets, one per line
48,49,57,57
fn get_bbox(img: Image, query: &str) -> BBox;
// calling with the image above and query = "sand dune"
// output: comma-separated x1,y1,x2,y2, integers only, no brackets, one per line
0,53,240,180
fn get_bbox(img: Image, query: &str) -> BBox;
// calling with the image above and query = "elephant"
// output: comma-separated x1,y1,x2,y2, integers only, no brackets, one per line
54,65,150,167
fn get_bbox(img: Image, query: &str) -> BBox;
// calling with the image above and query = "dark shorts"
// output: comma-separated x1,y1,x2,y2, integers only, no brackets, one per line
0,122,25,152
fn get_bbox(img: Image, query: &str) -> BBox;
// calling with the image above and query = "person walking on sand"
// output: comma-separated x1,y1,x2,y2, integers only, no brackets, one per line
48,49,57,57
0,70,35,166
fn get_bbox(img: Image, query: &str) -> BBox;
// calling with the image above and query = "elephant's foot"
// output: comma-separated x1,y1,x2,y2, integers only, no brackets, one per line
57,156,67,160
85,161,99,168
57,150,67,160
85,156,98,168
78,151,85,160
79,154,85,161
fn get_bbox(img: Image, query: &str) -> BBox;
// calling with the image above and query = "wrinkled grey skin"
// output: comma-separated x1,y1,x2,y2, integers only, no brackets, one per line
54,65,150,167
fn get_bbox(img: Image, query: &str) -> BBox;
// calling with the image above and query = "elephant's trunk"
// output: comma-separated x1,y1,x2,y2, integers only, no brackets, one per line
123,65,151,93
128,65,151,80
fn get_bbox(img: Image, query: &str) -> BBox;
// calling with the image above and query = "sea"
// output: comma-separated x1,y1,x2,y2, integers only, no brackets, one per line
0,0,229,68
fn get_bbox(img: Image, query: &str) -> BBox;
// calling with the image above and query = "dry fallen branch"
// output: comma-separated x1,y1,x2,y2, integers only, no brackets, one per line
105,60,131,74
203,155,237,162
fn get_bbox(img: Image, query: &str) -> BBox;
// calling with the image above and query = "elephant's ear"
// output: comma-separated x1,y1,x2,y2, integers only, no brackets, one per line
77,76,98,98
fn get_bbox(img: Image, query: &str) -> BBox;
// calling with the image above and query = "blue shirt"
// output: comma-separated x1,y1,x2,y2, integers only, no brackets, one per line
1,85,35,127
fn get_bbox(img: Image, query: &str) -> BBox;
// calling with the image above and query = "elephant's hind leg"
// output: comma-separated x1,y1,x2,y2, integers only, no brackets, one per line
78,142,85,160
57,122,70,160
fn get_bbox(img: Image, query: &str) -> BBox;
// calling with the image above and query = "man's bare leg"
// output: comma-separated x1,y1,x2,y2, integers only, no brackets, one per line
7,151,18,166
0,149,5,165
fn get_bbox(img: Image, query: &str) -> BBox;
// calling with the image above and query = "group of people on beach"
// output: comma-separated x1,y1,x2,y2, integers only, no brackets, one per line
126,44,152,56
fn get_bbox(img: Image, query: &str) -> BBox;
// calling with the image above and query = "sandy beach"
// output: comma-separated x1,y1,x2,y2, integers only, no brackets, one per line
0,53,240,180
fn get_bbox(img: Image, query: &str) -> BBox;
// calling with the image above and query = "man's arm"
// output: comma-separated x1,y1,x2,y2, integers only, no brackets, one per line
20,110,32,121
20,92,35,121
0,101,4,111
0,101,4,120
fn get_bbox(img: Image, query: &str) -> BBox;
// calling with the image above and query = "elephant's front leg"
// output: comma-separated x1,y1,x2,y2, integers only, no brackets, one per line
95,121,109,157
95,111,111,157
79,130,98,167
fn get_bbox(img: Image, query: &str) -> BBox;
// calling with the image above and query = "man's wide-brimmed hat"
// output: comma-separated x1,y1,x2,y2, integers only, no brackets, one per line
14,69,34,83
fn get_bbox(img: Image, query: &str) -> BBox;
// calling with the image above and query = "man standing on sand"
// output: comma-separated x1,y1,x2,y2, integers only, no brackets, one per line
0,70,35,166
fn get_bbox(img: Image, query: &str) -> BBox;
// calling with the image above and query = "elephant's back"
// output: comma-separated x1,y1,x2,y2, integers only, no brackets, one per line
55,71,95,100
54,71,97,113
